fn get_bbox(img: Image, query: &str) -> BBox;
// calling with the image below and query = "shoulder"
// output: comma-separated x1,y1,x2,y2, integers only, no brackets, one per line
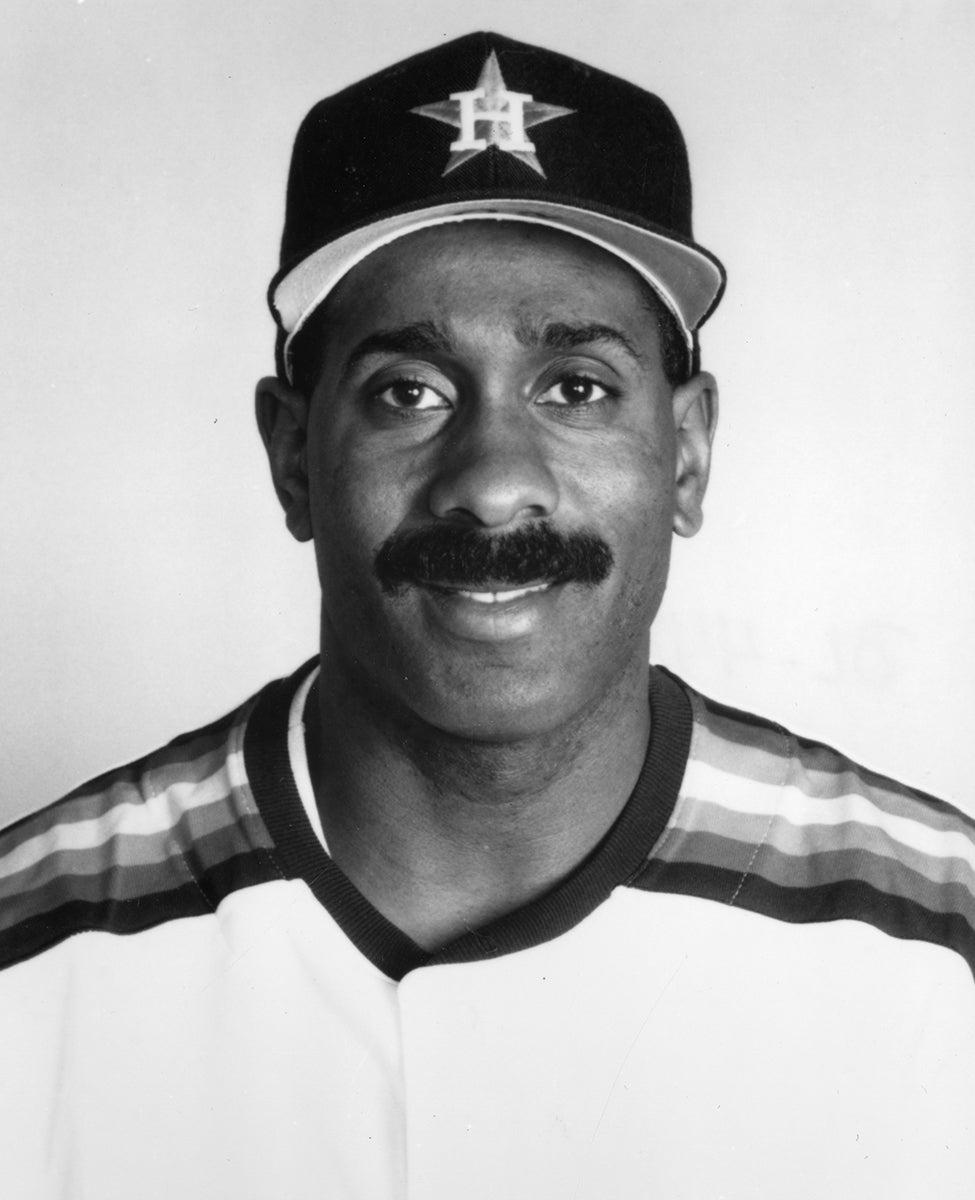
640,670,975,978
0,685,280,973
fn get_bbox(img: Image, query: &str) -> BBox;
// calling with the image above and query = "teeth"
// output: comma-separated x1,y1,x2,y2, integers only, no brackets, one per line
457,583,550,604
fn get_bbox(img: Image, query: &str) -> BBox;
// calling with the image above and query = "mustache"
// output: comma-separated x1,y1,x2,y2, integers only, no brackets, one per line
374,521,614,593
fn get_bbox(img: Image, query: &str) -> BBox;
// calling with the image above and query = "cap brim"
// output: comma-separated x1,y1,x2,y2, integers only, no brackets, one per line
271,199,725,381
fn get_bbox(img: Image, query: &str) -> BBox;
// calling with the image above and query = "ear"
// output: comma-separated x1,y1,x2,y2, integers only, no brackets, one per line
671,371,718,539
255,376,313,542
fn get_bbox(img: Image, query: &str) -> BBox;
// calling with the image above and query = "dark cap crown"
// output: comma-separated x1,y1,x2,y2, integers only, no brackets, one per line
278,31,694,276
269,32,724,375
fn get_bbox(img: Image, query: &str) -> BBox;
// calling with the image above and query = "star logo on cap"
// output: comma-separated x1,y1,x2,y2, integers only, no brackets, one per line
411,50,574,178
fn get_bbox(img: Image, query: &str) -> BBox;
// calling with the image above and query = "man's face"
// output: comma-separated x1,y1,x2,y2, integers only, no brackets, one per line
277,222,714,740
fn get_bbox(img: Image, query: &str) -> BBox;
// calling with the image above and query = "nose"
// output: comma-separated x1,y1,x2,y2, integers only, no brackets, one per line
426,401,559,529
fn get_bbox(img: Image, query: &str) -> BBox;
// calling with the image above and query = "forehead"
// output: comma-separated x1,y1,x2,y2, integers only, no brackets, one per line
313,222,664,358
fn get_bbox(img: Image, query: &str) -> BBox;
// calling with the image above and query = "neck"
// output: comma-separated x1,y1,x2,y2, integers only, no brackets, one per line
306,647,652,951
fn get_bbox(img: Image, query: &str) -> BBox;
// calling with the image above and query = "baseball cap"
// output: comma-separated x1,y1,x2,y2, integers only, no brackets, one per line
269,31,725,381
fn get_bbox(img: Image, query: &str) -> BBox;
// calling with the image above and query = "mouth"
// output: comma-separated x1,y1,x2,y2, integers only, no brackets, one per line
413,578,561,642
429,581,553,605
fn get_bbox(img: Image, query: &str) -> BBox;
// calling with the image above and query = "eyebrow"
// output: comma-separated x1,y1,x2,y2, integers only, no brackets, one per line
340,322,454,382
517,320,646,365
339,316,646,382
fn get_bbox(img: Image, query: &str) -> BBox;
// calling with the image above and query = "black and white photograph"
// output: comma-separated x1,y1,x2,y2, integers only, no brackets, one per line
1,2,973,1196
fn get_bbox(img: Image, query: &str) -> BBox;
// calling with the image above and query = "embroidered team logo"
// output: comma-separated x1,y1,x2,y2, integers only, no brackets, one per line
411,51,574,177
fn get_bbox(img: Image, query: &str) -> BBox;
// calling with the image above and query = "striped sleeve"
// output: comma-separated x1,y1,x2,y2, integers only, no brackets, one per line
0,697,281,973
635,687,975,978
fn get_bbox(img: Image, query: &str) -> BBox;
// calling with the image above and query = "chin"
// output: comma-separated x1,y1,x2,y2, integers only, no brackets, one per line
403,664,611,746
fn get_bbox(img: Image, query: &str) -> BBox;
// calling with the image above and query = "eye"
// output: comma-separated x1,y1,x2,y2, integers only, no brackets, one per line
537,374,616,407
374,379,451,411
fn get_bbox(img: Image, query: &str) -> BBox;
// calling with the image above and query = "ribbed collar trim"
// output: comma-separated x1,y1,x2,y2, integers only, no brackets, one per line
244,658,692,980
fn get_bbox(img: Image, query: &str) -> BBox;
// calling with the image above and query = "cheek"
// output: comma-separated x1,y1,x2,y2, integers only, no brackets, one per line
308,431,425,618
601,435,677,606
589,429,676,545
308,442,381,583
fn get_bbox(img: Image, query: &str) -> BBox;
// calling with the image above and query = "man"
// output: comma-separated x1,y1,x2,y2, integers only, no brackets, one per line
1,31,972,1199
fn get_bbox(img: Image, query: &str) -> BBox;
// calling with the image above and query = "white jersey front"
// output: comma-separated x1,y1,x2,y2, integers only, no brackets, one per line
1,660,972,1198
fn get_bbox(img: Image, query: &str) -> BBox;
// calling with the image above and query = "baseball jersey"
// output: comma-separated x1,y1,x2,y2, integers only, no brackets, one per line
1,658,973,1199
